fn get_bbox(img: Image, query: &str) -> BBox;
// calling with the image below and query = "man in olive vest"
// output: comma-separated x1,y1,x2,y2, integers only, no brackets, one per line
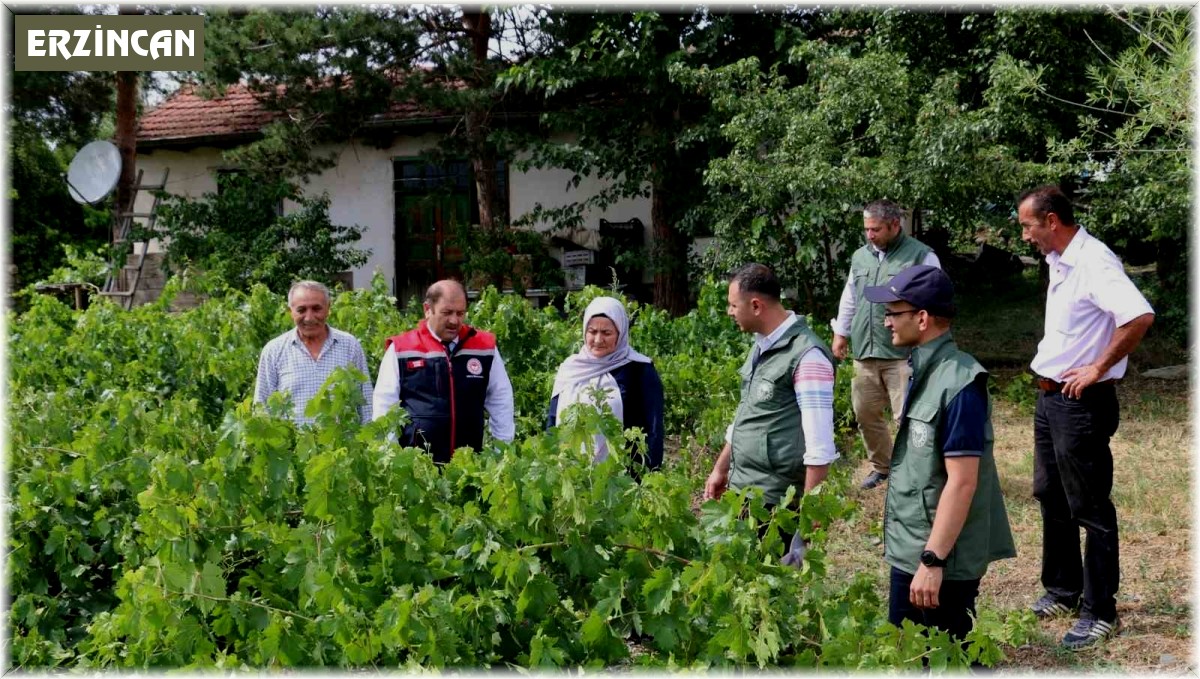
704,264,839,562
864,265,1015,642
831,200,941,490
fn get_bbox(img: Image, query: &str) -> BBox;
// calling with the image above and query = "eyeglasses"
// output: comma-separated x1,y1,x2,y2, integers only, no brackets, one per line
882,309,921,318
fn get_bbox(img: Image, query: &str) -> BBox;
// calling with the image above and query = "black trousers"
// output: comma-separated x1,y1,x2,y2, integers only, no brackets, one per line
1032,384,1120,622
888,567,981,641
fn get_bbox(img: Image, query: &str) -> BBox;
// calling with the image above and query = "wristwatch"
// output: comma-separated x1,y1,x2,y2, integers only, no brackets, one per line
920,549,947,568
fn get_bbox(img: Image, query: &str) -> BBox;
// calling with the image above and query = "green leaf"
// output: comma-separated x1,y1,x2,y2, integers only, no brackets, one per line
640,566,678,615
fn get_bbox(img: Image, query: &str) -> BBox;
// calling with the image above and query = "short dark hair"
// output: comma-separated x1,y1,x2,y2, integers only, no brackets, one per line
425,279,467,306
729,263,781,301
1018,185,1076,226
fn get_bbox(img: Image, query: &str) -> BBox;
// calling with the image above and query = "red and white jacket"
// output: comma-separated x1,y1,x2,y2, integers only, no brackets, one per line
372,320,514,462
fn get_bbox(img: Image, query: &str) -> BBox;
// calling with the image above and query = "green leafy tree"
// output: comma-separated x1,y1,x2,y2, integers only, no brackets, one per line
501,9,820,315
198,6,545,285
143,173,369,294
671,9,1146,319
5,5,118,286
8,123,111,287
999,7,1191,342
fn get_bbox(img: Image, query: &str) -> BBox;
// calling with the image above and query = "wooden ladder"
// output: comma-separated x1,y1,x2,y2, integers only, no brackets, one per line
100,167,169,310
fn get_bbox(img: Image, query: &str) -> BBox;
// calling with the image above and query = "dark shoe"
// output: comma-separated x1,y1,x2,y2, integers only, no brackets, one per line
1061,617,1119,650
1030,593,1076,619
860,471,888,490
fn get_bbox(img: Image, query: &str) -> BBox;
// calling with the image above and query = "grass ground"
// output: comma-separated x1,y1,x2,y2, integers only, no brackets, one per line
822,270,1193,672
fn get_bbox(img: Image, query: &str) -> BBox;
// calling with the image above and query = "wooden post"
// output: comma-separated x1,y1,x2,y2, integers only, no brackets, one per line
113,5,140,247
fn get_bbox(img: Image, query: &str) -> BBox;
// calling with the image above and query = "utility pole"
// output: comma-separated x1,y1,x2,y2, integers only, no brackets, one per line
112,4,140,245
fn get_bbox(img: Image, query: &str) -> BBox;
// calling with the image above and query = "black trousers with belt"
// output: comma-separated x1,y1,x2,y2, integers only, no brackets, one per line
1032,382,1120,622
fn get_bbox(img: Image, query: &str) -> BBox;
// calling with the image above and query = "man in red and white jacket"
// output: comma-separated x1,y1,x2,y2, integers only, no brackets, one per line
373,279,514,462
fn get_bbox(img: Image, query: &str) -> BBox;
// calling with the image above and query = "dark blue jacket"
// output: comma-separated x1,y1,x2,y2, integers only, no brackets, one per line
547,361,665,471
386,321,496,464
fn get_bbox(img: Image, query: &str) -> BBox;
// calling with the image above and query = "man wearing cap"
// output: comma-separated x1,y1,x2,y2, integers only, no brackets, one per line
1018,185,1154,650
373,279,515,462
704,263,838,566
863,264,1015,643
830,199,942,491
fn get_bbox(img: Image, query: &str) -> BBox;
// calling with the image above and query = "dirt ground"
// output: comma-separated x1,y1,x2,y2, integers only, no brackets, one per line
824,370,1192,672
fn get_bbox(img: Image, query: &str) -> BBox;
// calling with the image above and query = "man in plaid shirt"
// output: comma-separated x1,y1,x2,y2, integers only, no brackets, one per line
254,280,373,425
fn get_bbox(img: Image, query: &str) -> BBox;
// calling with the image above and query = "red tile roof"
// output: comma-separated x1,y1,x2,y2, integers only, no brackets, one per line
137,80,464,146
137,83,282,143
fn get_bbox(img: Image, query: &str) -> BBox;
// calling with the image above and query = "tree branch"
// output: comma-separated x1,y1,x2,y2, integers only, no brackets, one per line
157,584,316,623
1082,28,1120,68
1107,8,1173,57
1035,85,1137,118
615,543,692,565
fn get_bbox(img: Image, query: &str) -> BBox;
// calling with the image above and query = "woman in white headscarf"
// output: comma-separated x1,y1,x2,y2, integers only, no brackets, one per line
548,296,665,472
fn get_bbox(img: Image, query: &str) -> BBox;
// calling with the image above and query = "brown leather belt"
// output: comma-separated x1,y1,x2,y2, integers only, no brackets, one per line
1036,377,1064,393
1036,377,1115,393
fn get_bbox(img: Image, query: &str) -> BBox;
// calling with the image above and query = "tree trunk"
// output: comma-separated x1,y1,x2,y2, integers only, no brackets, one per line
460,10,502,288
113,69,138,244
650,181,690,316
461,10,496,233
113,4,141,246
649,98,691,316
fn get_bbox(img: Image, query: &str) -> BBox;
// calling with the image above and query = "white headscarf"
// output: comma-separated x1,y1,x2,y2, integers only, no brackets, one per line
551,297,651,398
551,297,651,462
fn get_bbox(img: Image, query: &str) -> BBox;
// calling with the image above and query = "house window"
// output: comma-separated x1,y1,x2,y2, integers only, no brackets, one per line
392,159,508,223
392,158,508,301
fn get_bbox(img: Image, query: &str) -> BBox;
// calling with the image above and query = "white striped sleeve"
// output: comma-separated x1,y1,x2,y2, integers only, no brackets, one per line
793,347,838,466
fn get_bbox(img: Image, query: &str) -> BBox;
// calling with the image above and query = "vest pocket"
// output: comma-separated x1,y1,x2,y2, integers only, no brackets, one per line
920,485,942,532
902,402,938,452
750,362,790,406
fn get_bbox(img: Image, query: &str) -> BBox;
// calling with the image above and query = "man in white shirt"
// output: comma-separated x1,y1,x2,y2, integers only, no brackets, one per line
1018,185,1154,650
704,264,838,565
830,199,941,490
373,279,514,462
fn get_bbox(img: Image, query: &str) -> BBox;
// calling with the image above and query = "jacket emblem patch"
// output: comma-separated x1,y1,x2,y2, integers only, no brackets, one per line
910,421,932,448
754,381,774,402
407,359,425,370
466,358,484,376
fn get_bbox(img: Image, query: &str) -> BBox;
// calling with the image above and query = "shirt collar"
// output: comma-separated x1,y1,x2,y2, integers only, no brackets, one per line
426,323,456,348
1047,226,1089,269
289,325,335,346
755,311,797,352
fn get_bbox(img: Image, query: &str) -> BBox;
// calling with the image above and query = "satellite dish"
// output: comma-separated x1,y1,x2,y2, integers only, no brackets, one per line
65,140,122,205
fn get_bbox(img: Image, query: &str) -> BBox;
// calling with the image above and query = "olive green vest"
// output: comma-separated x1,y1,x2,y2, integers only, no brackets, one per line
729,316,834,506
884,333,1016,580
849,233,933,360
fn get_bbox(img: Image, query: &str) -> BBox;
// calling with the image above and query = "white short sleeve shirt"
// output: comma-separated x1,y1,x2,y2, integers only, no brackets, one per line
1030,228,1154,381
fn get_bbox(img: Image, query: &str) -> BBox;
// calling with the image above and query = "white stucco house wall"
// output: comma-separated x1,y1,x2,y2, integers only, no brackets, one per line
133,84,655,303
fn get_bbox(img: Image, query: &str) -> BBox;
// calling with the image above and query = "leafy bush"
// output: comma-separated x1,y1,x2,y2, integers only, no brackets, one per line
8,275,1031,670
454,222,565,295
142,173,370,295
9,122,110,288
33,244,111,289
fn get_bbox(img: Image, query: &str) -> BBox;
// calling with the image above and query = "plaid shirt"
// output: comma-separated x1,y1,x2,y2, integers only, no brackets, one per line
253,325,373,425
